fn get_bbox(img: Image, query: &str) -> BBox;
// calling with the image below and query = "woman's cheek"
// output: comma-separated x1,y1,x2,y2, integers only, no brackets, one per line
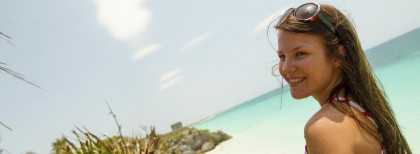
278,63,284,74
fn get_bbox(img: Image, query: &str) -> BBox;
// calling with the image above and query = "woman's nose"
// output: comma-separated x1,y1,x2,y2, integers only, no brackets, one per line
281,59,296,73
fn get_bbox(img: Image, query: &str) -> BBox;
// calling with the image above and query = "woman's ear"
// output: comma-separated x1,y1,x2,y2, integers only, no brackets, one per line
333,45,345,68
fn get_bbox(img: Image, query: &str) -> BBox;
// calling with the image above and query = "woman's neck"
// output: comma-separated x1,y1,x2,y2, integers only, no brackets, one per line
315,88,355,106
313,69,343,106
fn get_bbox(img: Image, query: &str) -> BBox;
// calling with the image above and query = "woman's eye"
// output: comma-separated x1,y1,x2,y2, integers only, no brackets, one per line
296,52,305,56
279,55,286,60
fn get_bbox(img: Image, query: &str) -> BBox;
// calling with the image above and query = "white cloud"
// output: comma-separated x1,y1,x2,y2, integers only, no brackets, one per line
252,5,294,33
92,0,151,41
159,75,185,91
160,69,181,83
132,44,161,60
182,32,212,50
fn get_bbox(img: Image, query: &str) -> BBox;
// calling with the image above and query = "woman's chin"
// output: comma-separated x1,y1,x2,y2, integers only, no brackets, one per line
291,93,310,99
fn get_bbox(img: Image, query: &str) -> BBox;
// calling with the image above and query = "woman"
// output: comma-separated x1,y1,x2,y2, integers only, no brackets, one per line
274,2,411,154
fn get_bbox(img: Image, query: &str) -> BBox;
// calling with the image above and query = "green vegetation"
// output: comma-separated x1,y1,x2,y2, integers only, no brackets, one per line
52,127,230,154
52,127,159,154
51,102,231,154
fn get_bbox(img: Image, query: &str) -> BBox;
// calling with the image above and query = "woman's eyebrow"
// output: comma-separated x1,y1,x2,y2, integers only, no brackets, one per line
292,45,306,51
277,45,307,54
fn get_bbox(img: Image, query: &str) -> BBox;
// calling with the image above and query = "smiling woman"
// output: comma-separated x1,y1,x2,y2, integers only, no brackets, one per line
277,31,341,101
274,2,412,154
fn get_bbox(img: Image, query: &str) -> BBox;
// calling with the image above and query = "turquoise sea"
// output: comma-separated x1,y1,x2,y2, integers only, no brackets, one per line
194,27,420,153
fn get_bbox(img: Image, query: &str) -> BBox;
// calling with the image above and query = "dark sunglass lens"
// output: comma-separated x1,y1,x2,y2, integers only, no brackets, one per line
295,3,318,20
277,8,294,25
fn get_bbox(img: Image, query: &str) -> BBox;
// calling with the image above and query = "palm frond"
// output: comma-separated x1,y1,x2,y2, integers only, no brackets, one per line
0,31,43,90
0,63,44,90
0,31,45,132
0,121,13,131
0,31,19,46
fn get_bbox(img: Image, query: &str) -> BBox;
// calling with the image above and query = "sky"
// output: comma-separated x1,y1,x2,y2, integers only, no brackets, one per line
0,0,419,153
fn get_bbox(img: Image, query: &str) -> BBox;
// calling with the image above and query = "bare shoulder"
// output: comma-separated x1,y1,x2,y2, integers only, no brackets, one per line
304,104,357,154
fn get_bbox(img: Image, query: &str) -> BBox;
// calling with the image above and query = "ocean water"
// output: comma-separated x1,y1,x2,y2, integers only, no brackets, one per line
194,27,420,153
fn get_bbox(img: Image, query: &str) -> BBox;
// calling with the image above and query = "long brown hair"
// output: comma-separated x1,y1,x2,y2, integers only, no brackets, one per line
274,4,411,153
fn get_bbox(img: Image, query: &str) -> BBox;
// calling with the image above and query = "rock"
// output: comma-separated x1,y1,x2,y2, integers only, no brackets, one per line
194,134,212,150
179,134,193,145
171,122,183,131
182,129,190,136
179,145,191,152
157,127,231,154
179,133,211,150
210,133,222,143
172,144,179,149
217,130,232,141
181,150,196,154
201,141,215,152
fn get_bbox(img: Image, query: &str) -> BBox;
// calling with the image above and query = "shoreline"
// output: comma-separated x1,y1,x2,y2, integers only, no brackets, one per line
187,114,216,127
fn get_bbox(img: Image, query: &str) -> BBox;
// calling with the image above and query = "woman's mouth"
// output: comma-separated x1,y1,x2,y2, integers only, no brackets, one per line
288,77,305,87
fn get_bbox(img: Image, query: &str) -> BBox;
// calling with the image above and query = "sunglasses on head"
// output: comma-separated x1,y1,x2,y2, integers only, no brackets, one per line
277,3,337,35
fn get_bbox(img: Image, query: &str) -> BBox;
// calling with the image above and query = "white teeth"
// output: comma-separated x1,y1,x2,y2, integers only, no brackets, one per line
289,77,304,83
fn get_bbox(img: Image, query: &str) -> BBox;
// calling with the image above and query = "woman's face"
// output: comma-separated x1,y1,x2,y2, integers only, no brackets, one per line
277,30,341,102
